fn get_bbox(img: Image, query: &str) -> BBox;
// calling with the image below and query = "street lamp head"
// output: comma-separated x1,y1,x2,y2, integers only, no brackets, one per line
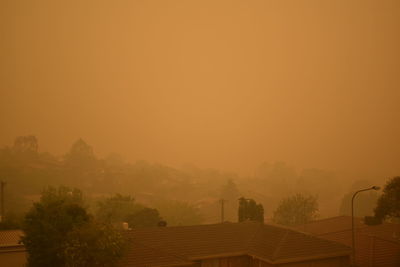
372,186,380,190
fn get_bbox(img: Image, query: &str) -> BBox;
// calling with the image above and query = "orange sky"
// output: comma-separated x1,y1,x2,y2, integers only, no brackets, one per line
1,0,399,177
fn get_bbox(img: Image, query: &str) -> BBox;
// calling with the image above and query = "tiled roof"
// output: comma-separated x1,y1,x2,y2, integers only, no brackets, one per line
0,230,24,248
120,222,351,267
296,216,400,266
296,216,365,235
296,216,400,243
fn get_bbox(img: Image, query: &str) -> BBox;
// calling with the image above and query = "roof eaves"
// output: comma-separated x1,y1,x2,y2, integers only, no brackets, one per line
249,251,351,265
188,251,248,261
151,262,196,267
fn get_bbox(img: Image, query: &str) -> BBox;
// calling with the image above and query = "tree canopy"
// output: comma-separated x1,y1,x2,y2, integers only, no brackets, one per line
96,194,143,224
126,208,162,228
374,176,400,222
238,197,264,223
272,193,318,226
22,186,125,267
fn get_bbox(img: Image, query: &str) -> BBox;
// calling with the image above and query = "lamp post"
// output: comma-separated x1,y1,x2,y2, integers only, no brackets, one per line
351,185,380,266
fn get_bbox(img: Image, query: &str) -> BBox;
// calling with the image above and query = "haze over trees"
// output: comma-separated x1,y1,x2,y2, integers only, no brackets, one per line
339,179,380,218
374,176,400,223
238,198,264,223
0,135,393,230
272,193,319,226
21,186,125,267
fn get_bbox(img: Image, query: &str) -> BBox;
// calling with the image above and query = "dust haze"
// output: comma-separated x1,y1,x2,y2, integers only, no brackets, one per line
1,0,400,220
1,0,399,178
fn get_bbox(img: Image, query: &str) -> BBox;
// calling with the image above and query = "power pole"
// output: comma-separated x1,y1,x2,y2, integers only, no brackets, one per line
220,199,225,223
0,181,5,223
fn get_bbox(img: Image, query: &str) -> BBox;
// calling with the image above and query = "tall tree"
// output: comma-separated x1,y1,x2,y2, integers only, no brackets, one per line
22,186,125,267
13,135,38,154
272,193,318,226
96,194,143,224
374,176,400,222
126,208,162,228
238,198,264,223
64,139,97,170
152,199,203,226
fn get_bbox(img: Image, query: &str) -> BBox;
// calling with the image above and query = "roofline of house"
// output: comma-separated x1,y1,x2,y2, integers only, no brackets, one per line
188,251,248,261
151,262,195,267
249,251,351,264
0,245,26,253
183,249,351,265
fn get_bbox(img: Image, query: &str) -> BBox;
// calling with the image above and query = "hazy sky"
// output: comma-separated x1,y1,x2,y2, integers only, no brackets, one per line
1,0,399,177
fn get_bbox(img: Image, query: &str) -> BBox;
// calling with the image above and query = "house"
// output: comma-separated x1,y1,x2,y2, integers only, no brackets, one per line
295,216,400,266
119,222,351,267
0,230,26,267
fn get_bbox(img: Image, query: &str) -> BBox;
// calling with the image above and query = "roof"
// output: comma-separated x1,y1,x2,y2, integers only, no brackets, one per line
0,230,24,248
296,216,400,243
120,222,351,267
296,216,400,266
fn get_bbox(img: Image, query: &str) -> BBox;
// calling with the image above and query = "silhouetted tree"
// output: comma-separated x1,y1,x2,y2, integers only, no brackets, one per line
96,194,143,224
374,176,400,222
126,208,162,228
272,193,318,226
64,221,125,267
21,186,124,267
13,135,38,154
64,139,97,169
152,199,203,226
238,197,264,222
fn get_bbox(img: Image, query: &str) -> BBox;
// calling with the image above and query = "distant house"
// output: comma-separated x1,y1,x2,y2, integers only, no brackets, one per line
0,230,26,267
119,222,351,267
295,216,400,267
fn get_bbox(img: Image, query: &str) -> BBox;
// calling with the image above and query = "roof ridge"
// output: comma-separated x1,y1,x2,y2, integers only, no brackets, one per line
271,229,289,261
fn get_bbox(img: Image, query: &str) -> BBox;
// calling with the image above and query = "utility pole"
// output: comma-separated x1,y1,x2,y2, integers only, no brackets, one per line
0,181,5,223
220,199,225,223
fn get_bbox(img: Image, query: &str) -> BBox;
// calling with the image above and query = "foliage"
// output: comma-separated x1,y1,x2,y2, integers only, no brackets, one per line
64,221,126,267
13,135,39,154
152,199,203,226
64,139,97,170
272,193,318,226
21,186,125,267
96,194,143,224
126,208,162,228
238,197,264,223
374,176,400,222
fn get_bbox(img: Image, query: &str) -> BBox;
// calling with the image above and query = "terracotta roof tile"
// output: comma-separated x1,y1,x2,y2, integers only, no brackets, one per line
296,216,400,266
121,222,351,267
0,230,24,247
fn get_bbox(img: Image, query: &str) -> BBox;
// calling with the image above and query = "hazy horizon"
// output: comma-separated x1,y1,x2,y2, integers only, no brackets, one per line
1,0,399,178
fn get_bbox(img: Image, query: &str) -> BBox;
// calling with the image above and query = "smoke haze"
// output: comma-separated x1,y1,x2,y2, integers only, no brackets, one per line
1,0,399,177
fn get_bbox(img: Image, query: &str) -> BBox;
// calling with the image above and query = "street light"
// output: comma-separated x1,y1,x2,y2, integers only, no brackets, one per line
351,185,380,266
